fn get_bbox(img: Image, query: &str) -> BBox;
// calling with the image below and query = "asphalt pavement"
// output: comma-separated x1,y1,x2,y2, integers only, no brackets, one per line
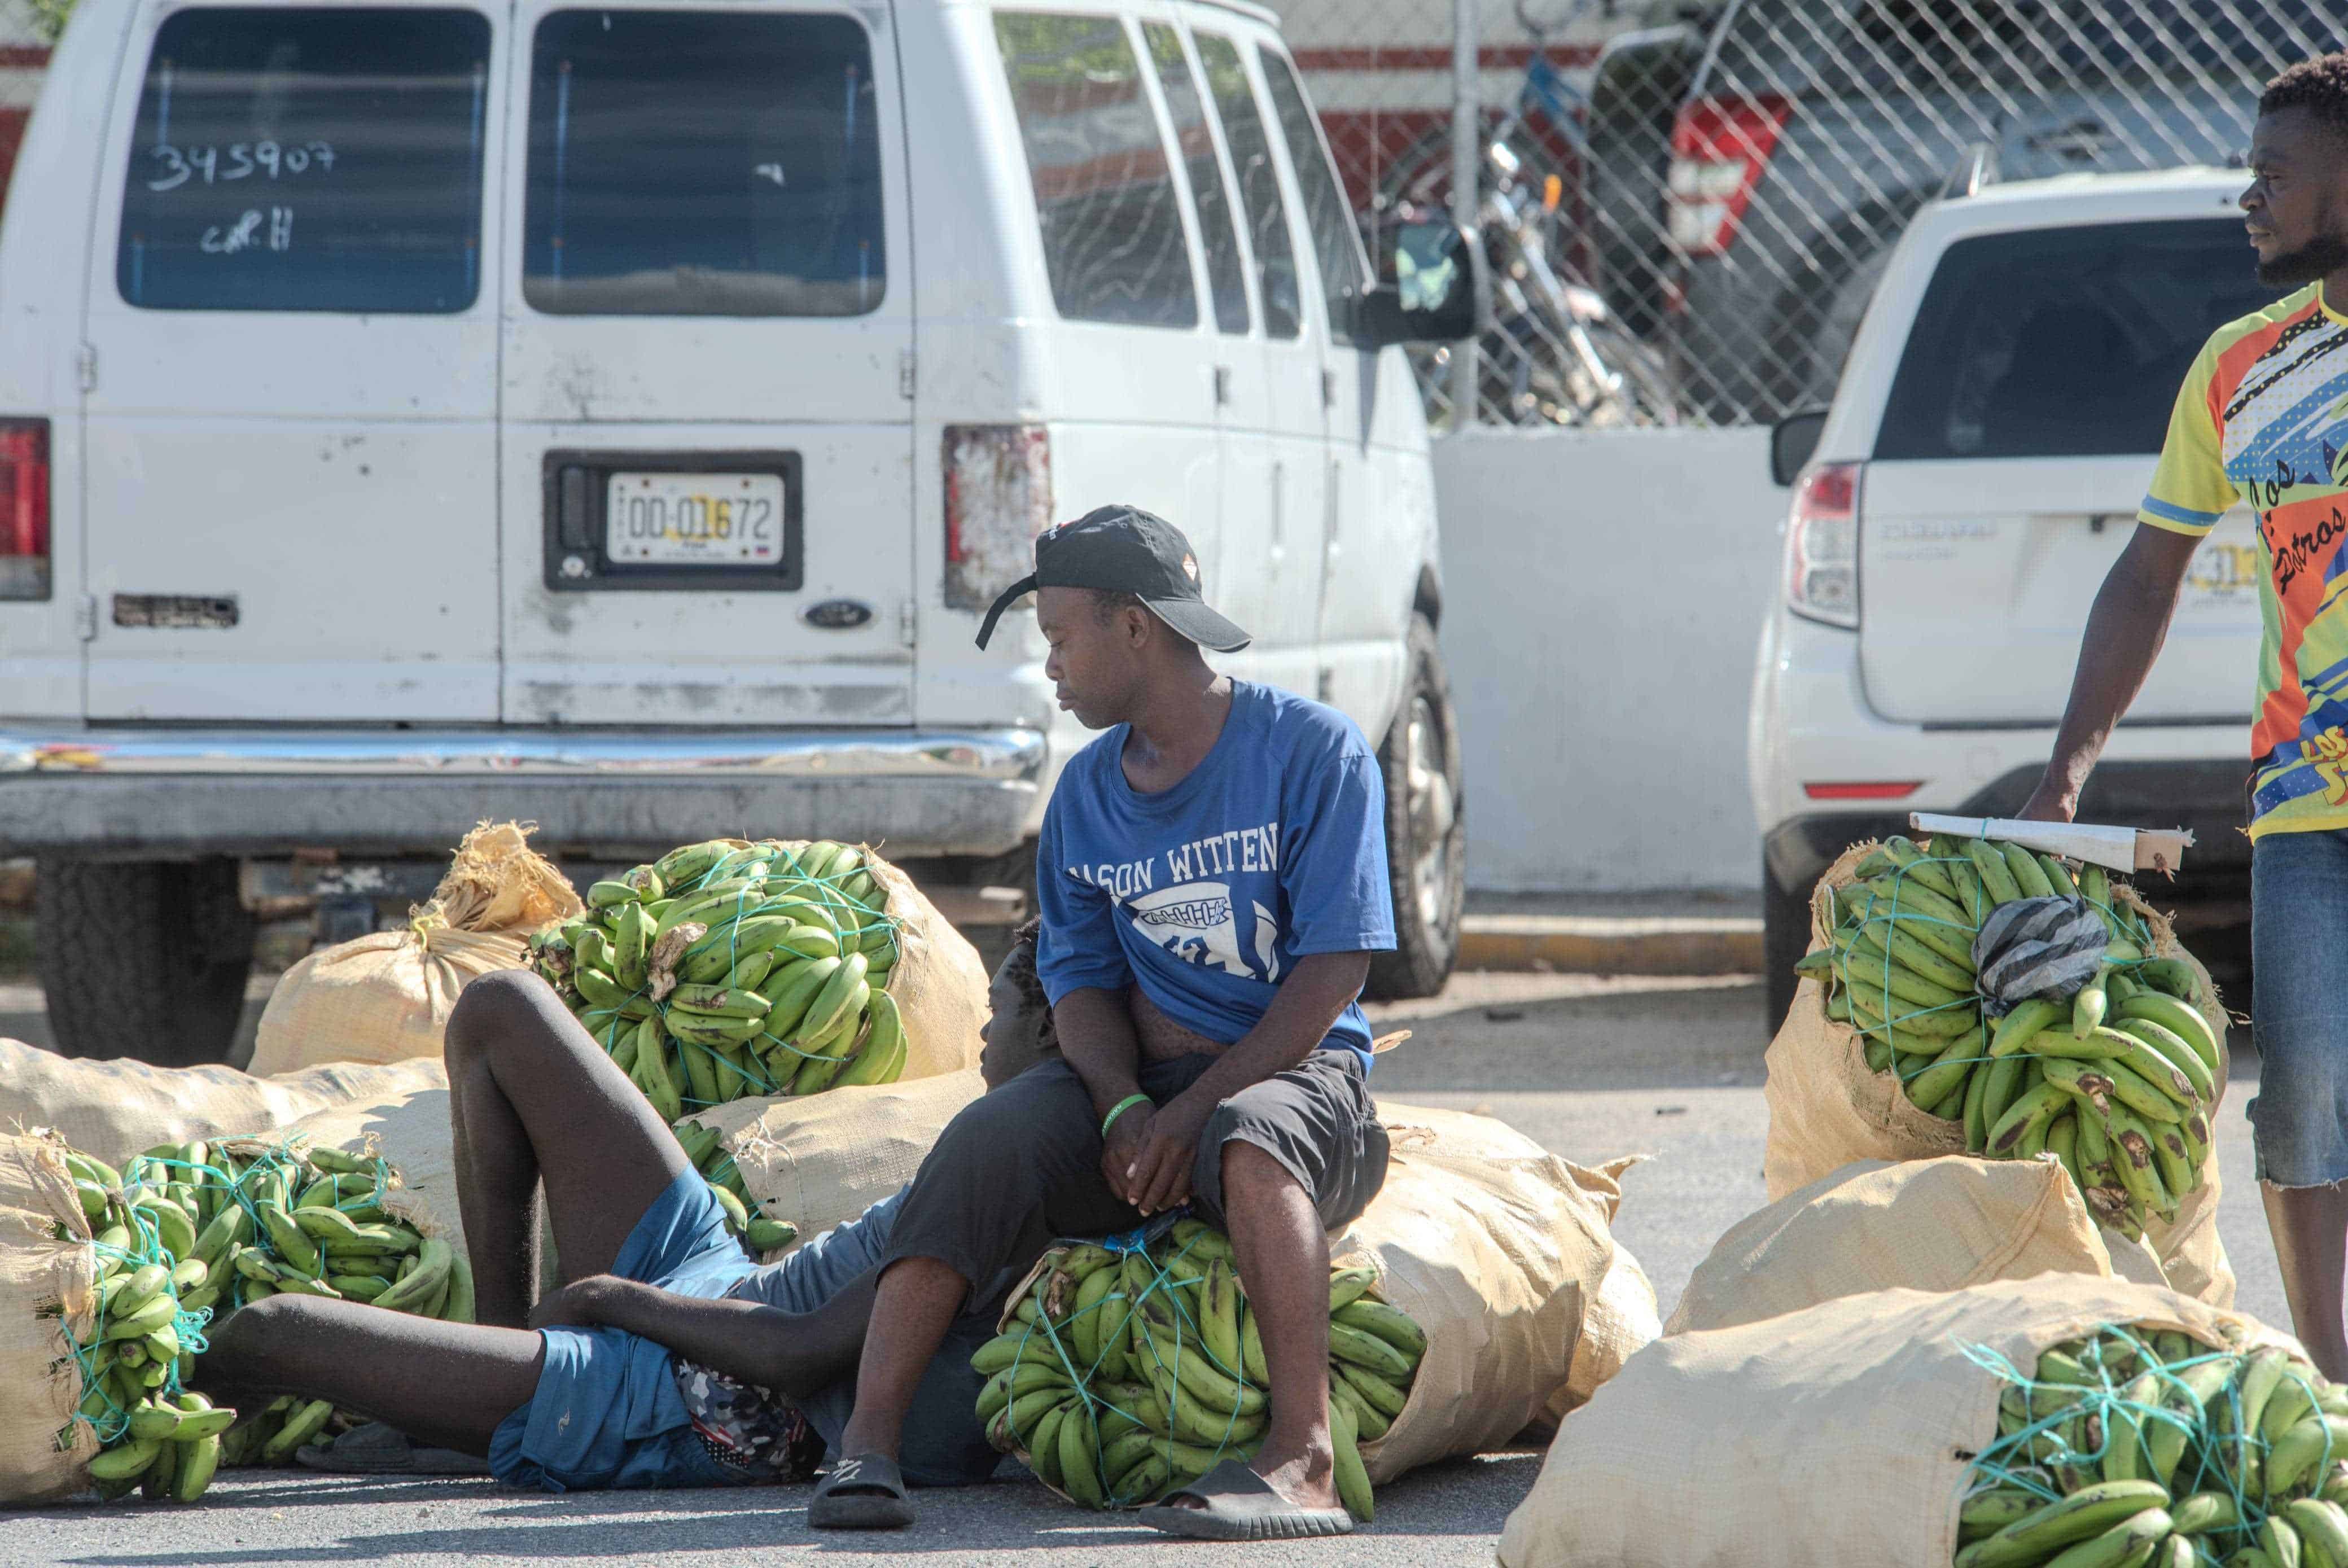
2,970,2285,1567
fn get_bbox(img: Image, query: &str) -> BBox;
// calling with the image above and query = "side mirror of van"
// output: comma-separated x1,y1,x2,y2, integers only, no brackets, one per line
1356,221,1480,347
1770,408,1830,487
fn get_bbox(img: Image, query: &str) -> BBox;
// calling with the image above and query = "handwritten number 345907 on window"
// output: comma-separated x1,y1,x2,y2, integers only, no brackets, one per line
146,139,336,192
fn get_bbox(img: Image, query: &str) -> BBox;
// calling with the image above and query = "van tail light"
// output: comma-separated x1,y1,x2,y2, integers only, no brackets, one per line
943,424,1052,616
1785,459,1860,629
0,418,50,601
1668,94,1790,257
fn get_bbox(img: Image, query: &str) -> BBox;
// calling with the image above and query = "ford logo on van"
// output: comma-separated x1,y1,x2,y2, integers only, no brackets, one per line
803,598,874,631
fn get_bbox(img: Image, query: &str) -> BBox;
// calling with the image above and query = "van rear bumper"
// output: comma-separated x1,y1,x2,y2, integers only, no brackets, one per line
0,725,1048,861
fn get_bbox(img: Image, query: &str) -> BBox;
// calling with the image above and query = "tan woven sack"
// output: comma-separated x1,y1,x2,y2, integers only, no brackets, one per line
0,1039,448,1167
248,822,582,1075
685,1068,984,1246
0,1133,96,1505
1338,1102,1654,1483
1665,1154,2166,1337
1762,842,2234,1304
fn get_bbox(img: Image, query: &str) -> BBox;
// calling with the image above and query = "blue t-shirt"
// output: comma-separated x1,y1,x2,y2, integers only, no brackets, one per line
1035,681,1396,1070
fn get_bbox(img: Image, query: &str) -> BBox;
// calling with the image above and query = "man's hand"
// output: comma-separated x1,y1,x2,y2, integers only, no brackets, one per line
1123,1090,1215,1216
1101,1102,1156,1206
2017,777,2077,824
528,1274,629,1330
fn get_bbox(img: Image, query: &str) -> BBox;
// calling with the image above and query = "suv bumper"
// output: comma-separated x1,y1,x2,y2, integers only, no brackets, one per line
0,726,1048,861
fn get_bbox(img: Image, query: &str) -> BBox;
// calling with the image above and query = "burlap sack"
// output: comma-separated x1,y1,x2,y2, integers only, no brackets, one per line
0,1039,449,1167
1664,1155,2169,1337
1498,1276,2294,1568
685,1068,984,1245
0,1133,95,1505
1337,1102,1655,1483
247,822,581,1075
1762,842,2235,1304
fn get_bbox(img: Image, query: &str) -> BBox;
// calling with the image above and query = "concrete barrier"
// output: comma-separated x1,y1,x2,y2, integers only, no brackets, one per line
1433,425,1780,894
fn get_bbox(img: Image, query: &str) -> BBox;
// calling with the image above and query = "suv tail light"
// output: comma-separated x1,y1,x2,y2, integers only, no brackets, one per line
1668,95,1790,257
0,419,49,601
1785,460,1860,629
943,424,1052,616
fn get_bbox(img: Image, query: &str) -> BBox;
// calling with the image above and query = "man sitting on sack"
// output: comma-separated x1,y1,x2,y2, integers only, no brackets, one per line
807,504,1397,1540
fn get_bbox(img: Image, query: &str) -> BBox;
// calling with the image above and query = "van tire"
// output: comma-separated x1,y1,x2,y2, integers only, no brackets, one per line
35,857,256,1066
1762,850,1816,1037
1366,614,1465,1001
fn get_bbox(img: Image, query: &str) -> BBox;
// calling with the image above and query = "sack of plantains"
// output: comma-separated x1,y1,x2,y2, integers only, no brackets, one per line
680,1068,983,1254
973,1221,1423,1520
1666,1155,2167,1338
249,821,583,1075
971,1103,1654,1516
528,838,987,1120
0,1039,449,1168
1497,1276,2314,1568
1,1125,475,1505
1764,834,2234,1306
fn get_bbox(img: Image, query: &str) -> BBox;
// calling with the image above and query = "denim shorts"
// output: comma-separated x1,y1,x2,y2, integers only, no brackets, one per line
2250,827,2348,1186
489,1168,762,1492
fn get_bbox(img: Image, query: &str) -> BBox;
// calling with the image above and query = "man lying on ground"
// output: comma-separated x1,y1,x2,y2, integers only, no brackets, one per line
200,969,1018,1491
811,505,1397,1541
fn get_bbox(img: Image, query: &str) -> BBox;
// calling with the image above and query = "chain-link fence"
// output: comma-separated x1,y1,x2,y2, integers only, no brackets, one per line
1278,0,2329,428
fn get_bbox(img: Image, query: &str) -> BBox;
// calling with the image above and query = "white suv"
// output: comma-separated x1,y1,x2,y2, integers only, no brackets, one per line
0,0,1475,1062
1749,167,2272,1028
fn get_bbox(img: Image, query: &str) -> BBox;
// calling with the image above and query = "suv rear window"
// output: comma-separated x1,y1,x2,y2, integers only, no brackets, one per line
1874,219,2283,462
524,11,886,317
995,13,1198,330
116,8,490,313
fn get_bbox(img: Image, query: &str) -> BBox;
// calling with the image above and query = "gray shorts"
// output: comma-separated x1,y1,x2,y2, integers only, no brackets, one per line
880,1049,1392,1302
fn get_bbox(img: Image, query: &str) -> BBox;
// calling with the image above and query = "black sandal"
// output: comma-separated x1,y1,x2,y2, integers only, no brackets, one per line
809,1452,915,1530
1142,1460,1356,1541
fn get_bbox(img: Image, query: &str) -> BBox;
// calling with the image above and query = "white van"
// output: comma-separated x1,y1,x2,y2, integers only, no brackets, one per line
1748,167,2267,1030
0,0,1475,1061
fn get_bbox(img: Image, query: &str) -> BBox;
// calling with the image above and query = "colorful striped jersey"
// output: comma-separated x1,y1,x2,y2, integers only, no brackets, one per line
2139,283,2348,838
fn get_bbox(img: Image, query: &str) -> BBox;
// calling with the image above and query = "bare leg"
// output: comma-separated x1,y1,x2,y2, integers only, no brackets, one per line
199,1295,545,1457
2263,1180,2348,1381
831,1258,966,1464
1194,1141,1339,1512
443,971,692,1326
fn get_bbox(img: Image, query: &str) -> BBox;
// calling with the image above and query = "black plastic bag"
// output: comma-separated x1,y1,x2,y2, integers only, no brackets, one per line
1971,895,2108,1018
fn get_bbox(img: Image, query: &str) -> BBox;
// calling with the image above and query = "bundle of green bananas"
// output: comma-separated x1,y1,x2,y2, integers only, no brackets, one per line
53,1135,475,1501
1798,834,2224,1240
967,1220,1425,1522
57,1144,233,1503
1958,1324,2348,1567
672,1118,798,1255
529,838,907,1122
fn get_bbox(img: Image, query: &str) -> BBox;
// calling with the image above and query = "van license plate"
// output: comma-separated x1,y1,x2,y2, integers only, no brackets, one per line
605,472,786,566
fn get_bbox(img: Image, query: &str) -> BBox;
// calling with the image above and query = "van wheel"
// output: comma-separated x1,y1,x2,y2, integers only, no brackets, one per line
35,857,256,1065
1366,615,1465,1001
1762,849,1817,1037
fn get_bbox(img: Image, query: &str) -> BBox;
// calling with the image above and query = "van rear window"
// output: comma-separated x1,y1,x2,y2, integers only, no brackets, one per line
523,11,886,317
116,9,490,313
1874,220,2284,461
995,12,1198,330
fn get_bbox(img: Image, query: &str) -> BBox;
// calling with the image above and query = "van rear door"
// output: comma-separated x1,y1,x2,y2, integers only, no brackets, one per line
81,4,504,720
496,2,915,726
1858,217,2275,726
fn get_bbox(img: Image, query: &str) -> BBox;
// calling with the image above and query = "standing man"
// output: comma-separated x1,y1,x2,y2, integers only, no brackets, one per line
2022,56,2348,1378
809,505,1395,1539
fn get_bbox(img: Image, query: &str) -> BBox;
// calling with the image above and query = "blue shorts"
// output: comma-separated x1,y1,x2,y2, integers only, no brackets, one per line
2251,827,2348,1186
488,1168,761,1492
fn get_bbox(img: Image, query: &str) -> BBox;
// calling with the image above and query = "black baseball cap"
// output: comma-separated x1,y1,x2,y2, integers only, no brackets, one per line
974,504,1252,652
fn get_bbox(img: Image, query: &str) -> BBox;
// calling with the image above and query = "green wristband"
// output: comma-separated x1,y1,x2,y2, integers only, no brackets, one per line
1101,1093,1153,1138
